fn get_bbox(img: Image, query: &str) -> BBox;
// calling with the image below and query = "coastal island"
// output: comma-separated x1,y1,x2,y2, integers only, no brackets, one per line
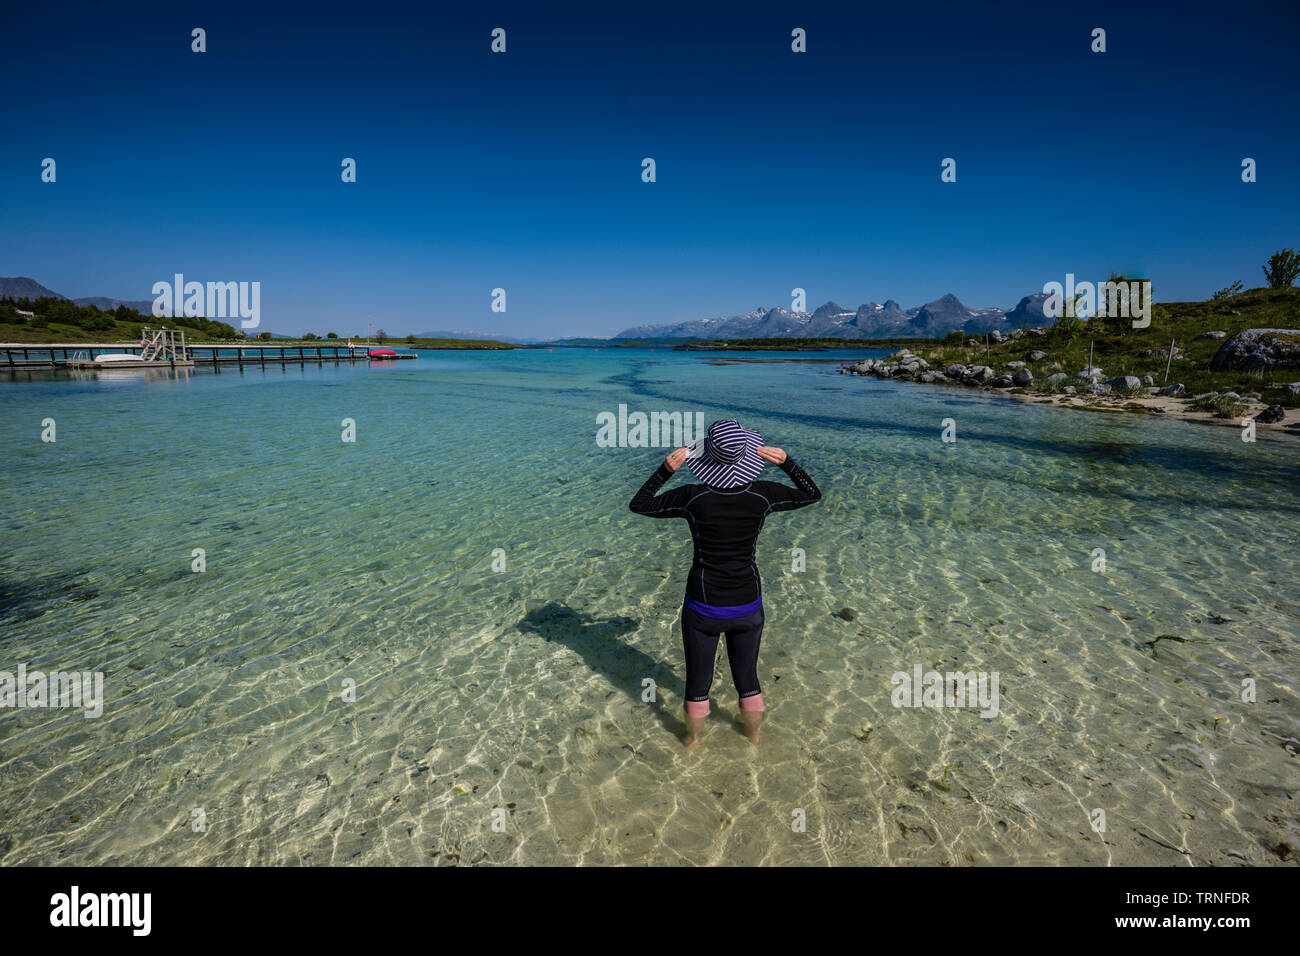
0,296,524,350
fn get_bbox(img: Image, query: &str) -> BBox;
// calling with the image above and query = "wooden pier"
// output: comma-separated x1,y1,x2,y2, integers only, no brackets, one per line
0,338,417,370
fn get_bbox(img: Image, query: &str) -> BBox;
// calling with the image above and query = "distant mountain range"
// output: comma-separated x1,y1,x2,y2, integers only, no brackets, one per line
5,275,1058,342
413,328,543,344
0,277,62,301
613,292,1054,340
72,295,157,313
0,276,154,314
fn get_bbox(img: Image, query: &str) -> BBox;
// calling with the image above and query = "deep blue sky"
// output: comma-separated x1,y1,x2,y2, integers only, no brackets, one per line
3,0,1297,337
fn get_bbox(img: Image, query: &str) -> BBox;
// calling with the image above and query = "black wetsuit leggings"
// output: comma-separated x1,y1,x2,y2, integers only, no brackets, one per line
681,606,764,707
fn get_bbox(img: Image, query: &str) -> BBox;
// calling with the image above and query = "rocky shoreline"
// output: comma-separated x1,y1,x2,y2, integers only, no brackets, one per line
839,327,1300,437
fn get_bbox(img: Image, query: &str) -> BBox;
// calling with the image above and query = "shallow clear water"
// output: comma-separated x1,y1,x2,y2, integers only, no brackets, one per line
1,348,1297,866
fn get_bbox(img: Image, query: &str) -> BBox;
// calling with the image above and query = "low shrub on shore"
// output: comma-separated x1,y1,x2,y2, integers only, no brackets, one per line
1190,394,1250,418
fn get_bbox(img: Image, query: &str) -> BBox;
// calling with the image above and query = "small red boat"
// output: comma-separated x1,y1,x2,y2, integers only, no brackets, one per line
368,348,397,358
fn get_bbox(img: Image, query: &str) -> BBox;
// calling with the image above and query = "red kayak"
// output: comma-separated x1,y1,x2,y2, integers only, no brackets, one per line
368,348,396,358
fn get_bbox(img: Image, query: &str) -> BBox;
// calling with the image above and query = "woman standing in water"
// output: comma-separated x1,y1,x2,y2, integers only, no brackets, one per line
629,420,822,748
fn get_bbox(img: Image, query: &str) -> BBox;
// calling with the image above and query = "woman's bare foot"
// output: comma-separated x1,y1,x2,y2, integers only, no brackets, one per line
683,713,705,749
740,710,763,745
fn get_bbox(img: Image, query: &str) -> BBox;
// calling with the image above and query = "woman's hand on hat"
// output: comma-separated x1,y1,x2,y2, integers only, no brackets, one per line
756,445,787,465
664,447,689,473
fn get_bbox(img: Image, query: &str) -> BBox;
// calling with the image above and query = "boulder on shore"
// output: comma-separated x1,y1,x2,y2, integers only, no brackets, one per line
1158,383,1185,396
1025,350,1047,362
1012,368,1033,386
1209,329,1300,372
1105,375,1142,391
1256,405,1286,424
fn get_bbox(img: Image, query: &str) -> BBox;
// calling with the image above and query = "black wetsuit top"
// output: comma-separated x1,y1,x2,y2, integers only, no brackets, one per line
628,458,821,606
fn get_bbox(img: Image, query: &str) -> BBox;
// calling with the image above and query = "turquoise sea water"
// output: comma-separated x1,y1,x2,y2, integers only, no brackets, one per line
1,348,1297,865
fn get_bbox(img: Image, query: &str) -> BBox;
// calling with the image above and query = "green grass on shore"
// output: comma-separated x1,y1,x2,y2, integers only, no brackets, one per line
0,318,223,344
904,286,1300,408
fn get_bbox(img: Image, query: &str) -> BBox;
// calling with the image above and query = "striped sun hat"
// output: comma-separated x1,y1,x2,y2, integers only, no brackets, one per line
685,420,765,489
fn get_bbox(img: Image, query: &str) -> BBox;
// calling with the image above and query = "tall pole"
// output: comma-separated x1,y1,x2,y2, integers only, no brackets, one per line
1164,338,1175,384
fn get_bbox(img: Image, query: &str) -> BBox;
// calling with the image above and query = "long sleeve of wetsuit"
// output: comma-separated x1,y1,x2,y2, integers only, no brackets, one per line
762,457,822,512
629,463,693,518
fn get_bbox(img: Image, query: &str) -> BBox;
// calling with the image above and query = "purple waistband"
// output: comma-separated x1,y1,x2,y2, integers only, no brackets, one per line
683,594,763,619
